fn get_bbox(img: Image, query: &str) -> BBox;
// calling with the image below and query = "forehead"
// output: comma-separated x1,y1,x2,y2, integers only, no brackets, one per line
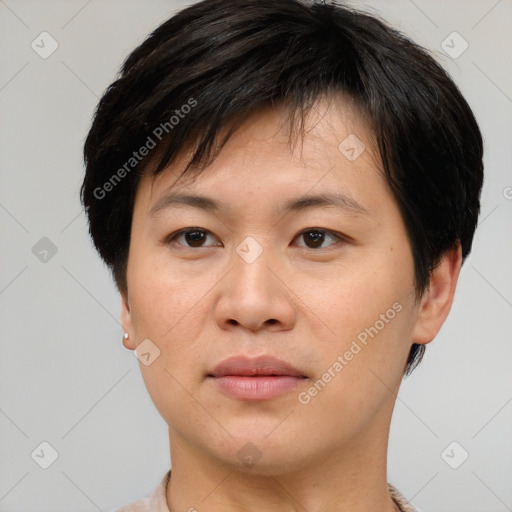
136,96,384,214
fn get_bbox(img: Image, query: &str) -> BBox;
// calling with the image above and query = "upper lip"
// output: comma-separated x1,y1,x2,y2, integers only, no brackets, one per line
210,355,306,378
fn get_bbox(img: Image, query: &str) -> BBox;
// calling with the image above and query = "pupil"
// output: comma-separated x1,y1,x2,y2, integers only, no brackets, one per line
306,231,323,248
186,230,205,247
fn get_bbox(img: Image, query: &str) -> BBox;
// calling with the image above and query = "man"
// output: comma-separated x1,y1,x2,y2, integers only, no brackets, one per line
81,1,484,510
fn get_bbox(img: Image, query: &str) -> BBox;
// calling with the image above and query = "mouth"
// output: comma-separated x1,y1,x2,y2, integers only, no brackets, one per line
208,355,308,400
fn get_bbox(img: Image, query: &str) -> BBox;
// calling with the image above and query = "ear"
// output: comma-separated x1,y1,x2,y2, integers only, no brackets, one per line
412,243,463,344
120,287,137,350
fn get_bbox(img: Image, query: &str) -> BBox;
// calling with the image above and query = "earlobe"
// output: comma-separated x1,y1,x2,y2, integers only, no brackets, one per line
412,243,463,345
120,288,136,350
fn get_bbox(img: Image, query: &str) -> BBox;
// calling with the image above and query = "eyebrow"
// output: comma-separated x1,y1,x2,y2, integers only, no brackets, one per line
149,191,369,218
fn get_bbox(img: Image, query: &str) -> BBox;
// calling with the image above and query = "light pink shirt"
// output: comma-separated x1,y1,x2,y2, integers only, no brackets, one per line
115,470,419,512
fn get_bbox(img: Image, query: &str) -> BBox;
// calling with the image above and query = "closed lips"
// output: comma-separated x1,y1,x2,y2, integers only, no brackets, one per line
209,355,307,378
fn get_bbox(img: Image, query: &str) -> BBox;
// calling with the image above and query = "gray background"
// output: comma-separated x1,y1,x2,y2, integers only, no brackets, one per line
0,0,511,511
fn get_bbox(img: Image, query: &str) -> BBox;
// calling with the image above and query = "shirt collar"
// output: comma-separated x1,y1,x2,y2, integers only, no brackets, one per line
151,470,418,512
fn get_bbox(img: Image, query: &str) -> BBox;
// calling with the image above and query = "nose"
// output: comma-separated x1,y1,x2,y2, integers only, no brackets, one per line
214,240,297,333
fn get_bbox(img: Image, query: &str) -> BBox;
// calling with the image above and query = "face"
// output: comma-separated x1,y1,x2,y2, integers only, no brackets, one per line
121,96,438,474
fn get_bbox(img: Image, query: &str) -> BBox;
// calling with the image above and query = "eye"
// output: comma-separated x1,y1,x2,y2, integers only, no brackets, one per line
166,228,220,248
293,228,343,249
165,227,344,250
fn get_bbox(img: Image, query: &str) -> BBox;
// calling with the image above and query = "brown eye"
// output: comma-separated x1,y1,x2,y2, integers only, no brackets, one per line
165,227,345,250
295,229,341,249
168,228,219,248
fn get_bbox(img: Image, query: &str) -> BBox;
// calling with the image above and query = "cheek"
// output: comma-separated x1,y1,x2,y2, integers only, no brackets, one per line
127,262,212,426
127,251,223,398
310,244,415,386
128,239,200,331
298,294,413,438
321,251,411,332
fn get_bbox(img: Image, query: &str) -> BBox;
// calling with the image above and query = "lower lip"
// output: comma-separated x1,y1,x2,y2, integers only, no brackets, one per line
210,376,305,400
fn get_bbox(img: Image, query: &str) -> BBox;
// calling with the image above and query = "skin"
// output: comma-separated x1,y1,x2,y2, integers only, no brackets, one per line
120,95,462,512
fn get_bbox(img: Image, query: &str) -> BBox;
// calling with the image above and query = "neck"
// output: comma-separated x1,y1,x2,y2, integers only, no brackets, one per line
166,417,399,512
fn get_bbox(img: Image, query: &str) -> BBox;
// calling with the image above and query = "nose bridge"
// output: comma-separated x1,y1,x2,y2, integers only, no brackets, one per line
214,232,296,332
231,234,278,300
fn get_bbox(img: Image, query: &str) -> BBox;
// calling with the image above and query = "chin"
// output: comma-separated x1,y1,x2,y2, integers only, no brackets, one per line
209,430,316,475
226,449,313,476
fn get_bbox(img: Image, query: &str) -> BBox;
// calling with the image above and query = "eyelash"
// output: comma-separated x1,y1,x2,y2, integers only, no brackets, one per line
164,227,348,251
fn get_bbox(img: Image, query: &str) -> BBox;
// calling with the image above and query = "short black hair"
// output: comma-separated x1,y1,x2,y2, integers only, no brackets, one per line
81,0,484,375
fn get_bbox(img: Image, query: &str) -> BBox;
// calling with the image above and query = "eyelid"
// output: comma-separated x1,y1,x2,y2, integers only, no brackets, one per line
296,227,353,244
